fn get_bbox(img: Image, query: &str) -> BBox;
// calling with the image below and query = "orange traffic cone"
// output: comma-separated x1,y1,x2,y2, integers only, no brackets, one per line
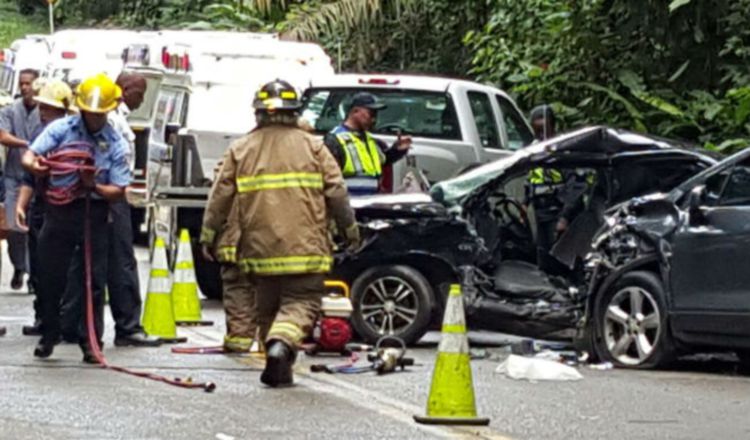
142,238,187,343
172,229,213,326
414,284,490,426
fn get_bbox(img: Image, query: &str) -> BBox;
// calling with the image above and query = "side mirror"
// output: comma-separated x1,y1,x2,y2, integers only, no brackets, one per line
688,185,706,224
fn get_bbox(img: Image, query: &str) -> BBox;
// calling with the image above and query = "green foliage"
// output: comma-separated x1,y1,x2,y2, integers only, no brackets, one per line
465,0,750,152
0,0,47,48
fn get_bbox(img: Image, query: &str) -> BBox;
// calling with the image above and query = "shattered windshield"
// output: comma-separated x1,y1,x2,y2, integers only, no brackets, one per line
430,154,522,205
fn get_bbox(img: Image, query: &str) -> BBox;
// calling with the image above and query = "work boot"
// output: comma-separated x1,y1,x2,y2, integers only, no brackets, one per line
115,332,162,347
81,344,101,365
22,321,42,336
10,270,25,291
33,339,55,358
261,340,295,388
0,326,6,337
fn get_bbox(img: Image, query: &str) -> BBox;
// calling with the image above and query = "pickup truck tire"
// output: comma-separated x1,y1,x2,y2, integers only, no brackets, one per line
350,265,434,346
191,243,223,300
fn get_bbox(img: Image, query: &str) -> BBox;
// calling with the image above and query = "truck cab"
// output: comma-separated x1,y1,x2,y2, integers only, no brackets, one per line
299,74,535,190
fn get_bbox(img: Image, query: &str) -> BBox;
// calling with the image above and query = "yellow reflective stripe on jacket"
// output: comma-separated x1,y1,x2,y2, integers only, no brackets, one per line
268,321,306,344
337,132,382,177
200,227,216,244
239,255,332,275
216,246,237,264
528,167,563,184
236,172,323,193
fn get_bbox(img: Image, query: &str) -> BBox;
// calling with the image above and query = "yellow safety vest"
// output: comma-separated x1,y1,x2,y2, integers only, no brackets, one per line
337,131,382,194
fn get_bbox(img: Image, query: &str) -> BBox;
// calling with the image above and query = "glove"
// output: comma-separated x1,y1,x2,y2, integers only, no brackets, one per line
344,223,361,252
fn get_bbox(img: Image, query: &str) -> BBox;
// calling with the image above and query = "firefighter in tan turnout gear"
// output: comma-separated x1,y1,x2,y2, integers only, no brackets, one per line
200,79,359,387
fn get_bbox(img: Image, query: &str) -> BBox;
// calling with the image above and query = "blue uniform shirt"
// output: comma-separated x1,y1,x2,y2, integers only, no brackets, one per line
29,115,131,190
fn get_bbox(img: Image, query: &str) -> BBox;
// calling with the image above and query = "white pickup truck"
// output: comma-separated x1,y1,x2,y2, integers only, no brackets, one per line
299,74,536,190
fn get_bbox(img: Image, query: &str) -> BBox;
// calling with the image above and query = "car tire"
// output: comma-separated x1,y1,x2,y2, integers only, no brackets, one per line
593,271,675,369
737,351,750,370
350,265,434,345
191,242,223,300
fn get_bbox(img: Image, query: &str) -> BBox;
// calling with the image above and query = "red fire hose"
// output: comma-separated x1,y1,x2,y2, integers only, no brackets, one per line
42,143,215,392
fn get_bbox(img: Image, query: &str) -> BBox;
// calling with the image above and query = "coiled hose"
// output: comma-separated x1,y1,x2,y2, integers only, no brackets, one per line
42,142,215,392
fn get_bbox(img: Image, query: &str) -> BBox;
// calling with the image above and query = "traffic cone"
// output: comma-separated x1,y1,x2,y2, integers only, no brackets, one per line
414,284,490,426
142,238,187,343
172,229,213,326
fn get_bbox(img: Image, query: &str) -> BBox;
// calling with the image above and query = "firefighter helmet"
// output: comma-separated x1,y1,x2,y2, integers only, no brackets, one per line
75,73,122,114
252,79,301,111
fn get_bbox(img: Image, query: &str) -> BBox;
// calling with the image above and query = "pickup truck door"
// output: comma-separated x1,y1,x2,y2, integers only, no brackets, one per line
495,94,535,151
465,90,508,162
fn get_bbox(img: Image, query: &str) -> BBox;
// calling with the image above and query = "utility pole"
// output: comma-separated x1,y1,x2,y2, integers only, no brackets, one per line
47,0,57,34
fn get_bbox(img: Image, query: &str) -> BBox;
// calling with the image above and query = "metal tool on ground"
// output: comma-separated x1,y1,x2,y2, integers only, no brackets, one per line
305,281,353,356
368,335,413,374
141,237,187,343
172,229,213,326
48,144,215,392
414,283,489,426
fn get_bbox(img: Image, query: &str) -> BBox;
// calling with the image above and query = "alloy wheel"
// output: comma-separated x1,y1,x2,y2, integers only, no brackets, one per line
603,286,661,366
359,276,420,336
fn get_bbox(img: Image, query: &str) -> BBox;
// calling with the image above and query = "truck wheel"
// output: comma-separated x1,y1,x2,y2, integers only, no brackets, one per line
350,265,434,345
191,243,223,300
593,271,674,369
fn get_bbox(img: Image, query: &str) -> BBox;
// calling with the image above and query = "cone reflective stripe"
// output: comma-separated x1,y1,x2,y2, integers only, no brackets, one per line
142,238,182,341
172,229,213,326
414,284,490,426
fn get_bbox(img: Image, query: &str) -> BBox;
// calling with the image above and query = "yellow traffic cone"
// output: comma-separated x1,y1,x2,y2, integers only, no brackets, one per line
172,229,213,326
414,284,490,426
142,238,186,343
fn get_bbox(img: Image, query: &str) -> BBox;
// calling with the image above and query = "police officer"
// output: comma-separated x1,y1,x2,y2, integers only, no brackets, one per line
323,92,411,195
0,68,41,291
16,79,76,337
22,74,131,362
59,72,159,347
200,80,359,387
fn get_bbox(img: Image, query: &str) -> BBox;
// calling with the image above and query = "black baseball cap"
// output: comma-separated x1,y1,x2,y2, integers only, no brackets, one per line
348,92,386,113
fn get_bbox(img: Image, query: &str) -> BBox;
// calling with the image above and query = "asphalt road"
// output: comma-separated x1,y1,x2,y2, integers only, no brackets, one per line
1,245,750,440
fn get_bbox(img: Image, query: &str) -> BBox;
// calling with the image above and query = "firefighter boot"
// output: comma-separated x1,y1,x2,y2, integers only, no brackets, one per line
261,340,295,388
33,338,55,358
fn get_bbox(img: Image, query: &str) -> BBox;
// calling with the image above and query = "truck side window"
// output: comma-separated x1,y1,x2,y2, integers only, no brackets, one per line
496,95,534,150
467,91,500,149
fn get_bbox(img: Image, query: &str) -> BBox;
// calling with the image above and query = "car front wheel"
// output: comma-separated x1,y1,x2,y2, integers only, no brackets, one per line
350,265,434,345
594,271,674,368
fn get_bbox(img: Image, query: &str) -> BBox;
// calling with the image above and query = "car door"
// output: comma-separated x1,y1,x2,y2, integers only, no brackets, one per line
670,156,750,337
466,90,507,162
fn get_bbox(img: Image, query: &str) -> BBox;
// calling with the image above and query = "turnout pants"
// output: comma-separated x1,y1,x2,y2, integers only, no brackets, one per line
37,200,109,349
61,200,143,338
254,273,324,350
221,265,258,352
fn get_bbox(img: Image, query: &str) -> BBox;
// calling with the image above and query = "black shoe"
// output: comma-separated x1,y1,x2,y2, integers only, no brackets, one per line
22,323,42,336
261,341,295,388
0,326,6,337
81,345,100,364
27,281,35,296
11,270,25,291
34,340,55,358
114,332,162,347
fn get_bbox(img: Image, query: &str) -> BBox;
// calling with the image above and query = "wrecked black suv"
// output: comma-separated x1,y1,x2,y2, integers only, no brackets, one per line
332,126,715,346
587,147,750,368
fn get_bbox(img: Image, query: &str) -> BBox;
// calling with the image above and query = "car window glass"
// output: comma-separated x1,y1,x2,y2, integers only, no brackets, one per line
467,91,501,149
300,88,461,140
703,169,731,206
496,95,534,150
611,158,709,204
719,160,750,206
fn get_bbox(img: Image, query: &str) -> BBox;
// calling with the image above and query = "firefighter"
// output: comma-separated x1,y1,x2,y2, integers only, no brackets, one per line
202,163,258,353
200,79,359,387
22,74,131,362
16,79,76,337
323,92,411,195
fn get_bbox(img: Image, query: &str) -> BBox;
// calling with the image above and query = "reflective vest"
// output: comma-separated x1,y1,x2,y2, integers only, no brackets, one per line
336,131,382,195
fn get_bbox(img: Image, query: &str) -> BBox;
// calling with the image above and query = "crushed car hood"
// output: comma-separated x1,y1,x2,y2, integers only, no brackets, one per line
350,193,447,219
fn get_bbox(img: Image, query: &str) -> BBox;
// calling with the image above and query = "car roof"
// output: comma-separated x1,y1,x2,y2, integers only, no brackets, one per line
433,126,715,205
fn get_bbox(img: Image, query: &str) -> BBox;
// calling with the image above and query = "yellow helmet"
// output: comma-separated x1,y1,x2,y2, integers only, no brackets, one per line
34,79,74,111
75,73,121,114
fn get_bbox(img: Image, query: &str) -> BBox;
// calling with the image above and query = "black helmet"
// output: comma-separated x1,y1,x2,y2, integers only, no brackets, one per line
253,79,301,111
